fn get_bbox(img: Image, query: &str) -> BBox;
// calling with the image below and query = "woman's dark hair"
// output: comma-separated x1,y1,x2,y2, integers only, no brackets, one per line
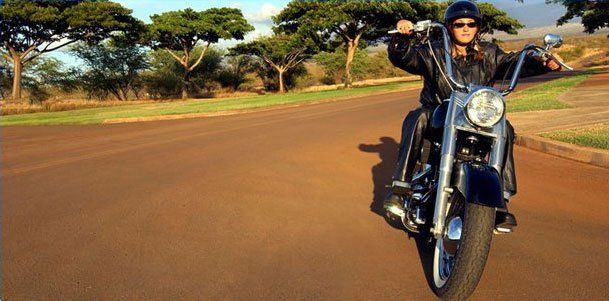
449,33,485,62
472,37,485,61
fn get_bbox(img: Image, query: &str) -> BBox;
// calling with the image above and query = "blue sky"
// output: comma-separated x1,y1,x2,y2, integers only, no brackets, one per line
115,0,291,39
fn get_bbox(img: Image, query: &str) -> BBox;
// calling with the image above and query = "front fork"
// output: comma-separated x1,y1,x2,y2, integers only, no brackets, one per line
430,100,507,239
431,100,458,239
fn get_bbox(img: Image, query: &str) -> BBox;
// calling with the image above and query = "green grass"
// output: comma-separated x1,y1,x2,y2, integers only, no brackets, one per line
557,46,585,62
1,82,419,126
506,73,591,113
541,123,609,150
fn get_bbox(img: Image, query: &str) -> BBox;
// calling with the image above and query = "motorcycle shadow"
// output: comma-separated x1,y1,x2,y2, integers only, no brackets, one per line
358,136,399,220
358,137,418,233
358,137,437,288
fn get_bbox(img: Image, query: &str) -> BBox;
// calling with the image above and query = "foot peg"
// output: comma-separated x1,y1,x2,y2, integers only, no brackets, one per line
494,227,512,234
494,211,517,234
391,180,412,195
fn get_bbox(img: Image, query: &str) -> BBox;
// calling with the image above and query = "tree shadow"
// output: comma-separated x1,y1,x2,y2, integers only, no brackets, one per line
359,136,437,291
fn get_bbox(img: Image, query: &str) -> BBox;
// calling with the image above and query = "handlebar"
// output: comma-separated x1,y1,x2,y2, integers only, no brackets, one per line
501,45,573,96
386,20,431,35
388,20,574,97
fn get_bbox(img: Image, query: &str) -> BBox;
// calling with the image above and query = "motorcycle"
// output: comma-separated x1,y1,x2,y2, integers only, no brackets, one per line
387,21,572,299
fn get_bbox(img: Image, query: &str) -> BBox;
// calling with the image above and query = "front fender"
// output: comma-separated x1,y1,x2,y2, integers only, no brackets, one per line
453,163,506,209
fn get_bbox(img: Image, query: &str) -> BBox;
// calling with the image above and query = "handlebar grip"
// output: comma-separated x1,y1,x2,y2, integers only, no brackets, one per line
548,53,574,71
533,48,574,71
388,20,433,35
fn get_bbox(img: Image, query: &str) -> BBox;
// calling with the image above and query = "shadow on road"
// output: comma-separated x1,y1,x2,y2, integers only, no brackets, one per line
359,137,437,292
358,136,398,217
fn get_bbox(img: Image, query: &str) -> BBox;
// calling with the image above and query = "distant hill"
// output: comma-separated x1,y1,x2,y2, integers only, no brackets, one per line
492,23,609,41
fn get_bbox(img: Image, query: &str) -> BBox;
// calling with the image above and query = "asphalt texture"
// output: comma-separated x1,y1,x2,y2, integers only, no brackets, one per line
3,79,609,300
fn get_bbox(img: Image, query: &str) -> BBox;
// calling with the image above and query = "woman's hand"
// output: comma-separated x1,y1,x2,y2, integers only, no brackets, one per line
546,58,561,71
396,20,414,35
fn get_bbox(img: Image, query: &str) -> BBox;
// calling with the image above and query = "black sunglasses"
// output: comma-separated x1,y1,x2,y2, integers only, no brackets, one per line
451,22,478,28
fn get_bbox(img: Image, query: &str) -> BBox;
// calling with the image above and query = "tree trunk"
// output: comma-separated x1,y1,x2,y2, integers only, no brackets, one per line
278,68,285,93
11,55,23,101
344,40,356,88
182,70,190,100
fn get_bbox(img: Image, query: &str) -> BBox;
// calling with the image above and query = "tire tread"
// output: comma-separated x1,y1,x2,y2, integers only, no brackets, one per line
433,202,495,300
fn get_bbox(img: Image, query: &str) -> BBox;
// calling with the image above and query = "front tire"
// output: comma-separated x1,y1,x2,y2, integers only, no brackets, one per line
432,201,495,300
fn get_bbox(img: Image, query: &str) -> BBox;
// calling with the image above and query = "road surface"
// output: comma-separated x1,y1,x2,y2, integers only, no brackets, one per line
3,83,608,300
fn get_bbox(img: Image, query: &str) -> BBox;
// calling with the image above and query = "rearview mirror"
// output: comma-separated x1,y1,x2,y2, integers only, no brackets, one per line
543,34,563,49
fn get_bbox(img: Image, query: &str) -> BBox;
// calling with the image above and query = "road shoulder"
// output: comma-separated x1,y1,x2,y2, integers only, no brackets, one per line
512,68,609,168
516,134,609,168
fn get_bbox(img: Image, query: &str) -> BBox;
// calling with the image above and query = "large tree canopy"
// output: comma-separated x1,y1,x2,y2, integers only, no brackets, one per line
231,34,313,93
475,2,524,37
274,0,444,87
548,0,609,36
274,1,524,88
0,0,141,100
149,7,254,99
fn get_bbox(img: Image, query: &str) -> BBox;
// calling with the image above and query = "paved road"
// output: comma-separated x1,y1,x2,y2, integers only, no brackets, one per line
3,82,609,300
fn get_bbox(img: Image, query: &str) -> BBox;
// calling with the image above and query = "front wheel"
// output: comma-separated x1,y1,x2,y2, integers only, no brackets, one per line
431,199,495,300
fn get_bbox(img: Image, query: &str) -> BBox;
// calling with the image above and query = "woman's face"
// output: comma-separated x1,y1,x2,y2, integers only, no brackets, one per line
449,17,479,45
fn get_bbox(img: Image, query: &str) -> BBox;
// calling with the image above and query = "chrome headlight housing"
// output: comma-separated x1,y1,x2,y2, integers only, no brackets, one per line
465,89,505,128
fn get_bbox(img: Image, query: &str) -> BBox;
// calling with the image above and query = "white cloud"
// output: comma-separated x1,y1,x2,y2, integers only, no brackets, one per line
247,3,280,23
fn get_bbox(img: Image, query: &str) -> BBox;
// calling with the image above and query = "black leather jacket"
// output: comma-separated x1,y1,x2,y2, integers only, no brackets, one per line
388,35,548,107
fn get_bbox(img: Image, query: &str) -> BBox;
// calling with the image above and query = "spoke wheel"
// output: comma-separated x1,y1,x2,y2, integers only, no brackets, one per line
431,194,495,300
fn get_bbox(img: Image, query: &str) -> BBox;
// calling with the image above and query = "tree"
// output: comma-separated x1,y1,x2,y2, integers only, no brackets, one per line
314,49,371,84
475,2,524,37
9,57,77,103
0,0,141,100
275,1,525,88
547,0,609,36
149,7,254,99
216,55,257,91
143,46,224,99
231,34,312,93
254,59,307,92
189,47,225,96
71,41,149,101
274,0,443,88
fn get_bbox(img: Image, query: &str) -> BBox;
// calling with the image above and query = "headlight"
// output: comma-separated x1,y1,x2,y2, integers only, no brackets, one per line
465,89,505,128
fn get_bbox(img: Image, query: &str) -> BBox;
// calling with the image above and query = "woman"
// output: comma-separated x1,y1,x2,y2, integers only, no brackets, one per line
384,0,561,229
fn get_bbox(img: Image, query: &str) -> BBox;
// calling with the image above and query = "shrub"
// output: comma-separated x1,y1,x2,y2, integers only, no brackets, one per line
216,55,256,91
71,42,149,101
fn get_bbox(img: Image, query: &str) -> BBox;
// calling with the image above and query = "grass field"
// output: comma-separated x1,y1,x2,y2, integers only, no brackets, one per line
501,33,609,61
541,123,609,150
506,73,591,112
0,81,419,126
